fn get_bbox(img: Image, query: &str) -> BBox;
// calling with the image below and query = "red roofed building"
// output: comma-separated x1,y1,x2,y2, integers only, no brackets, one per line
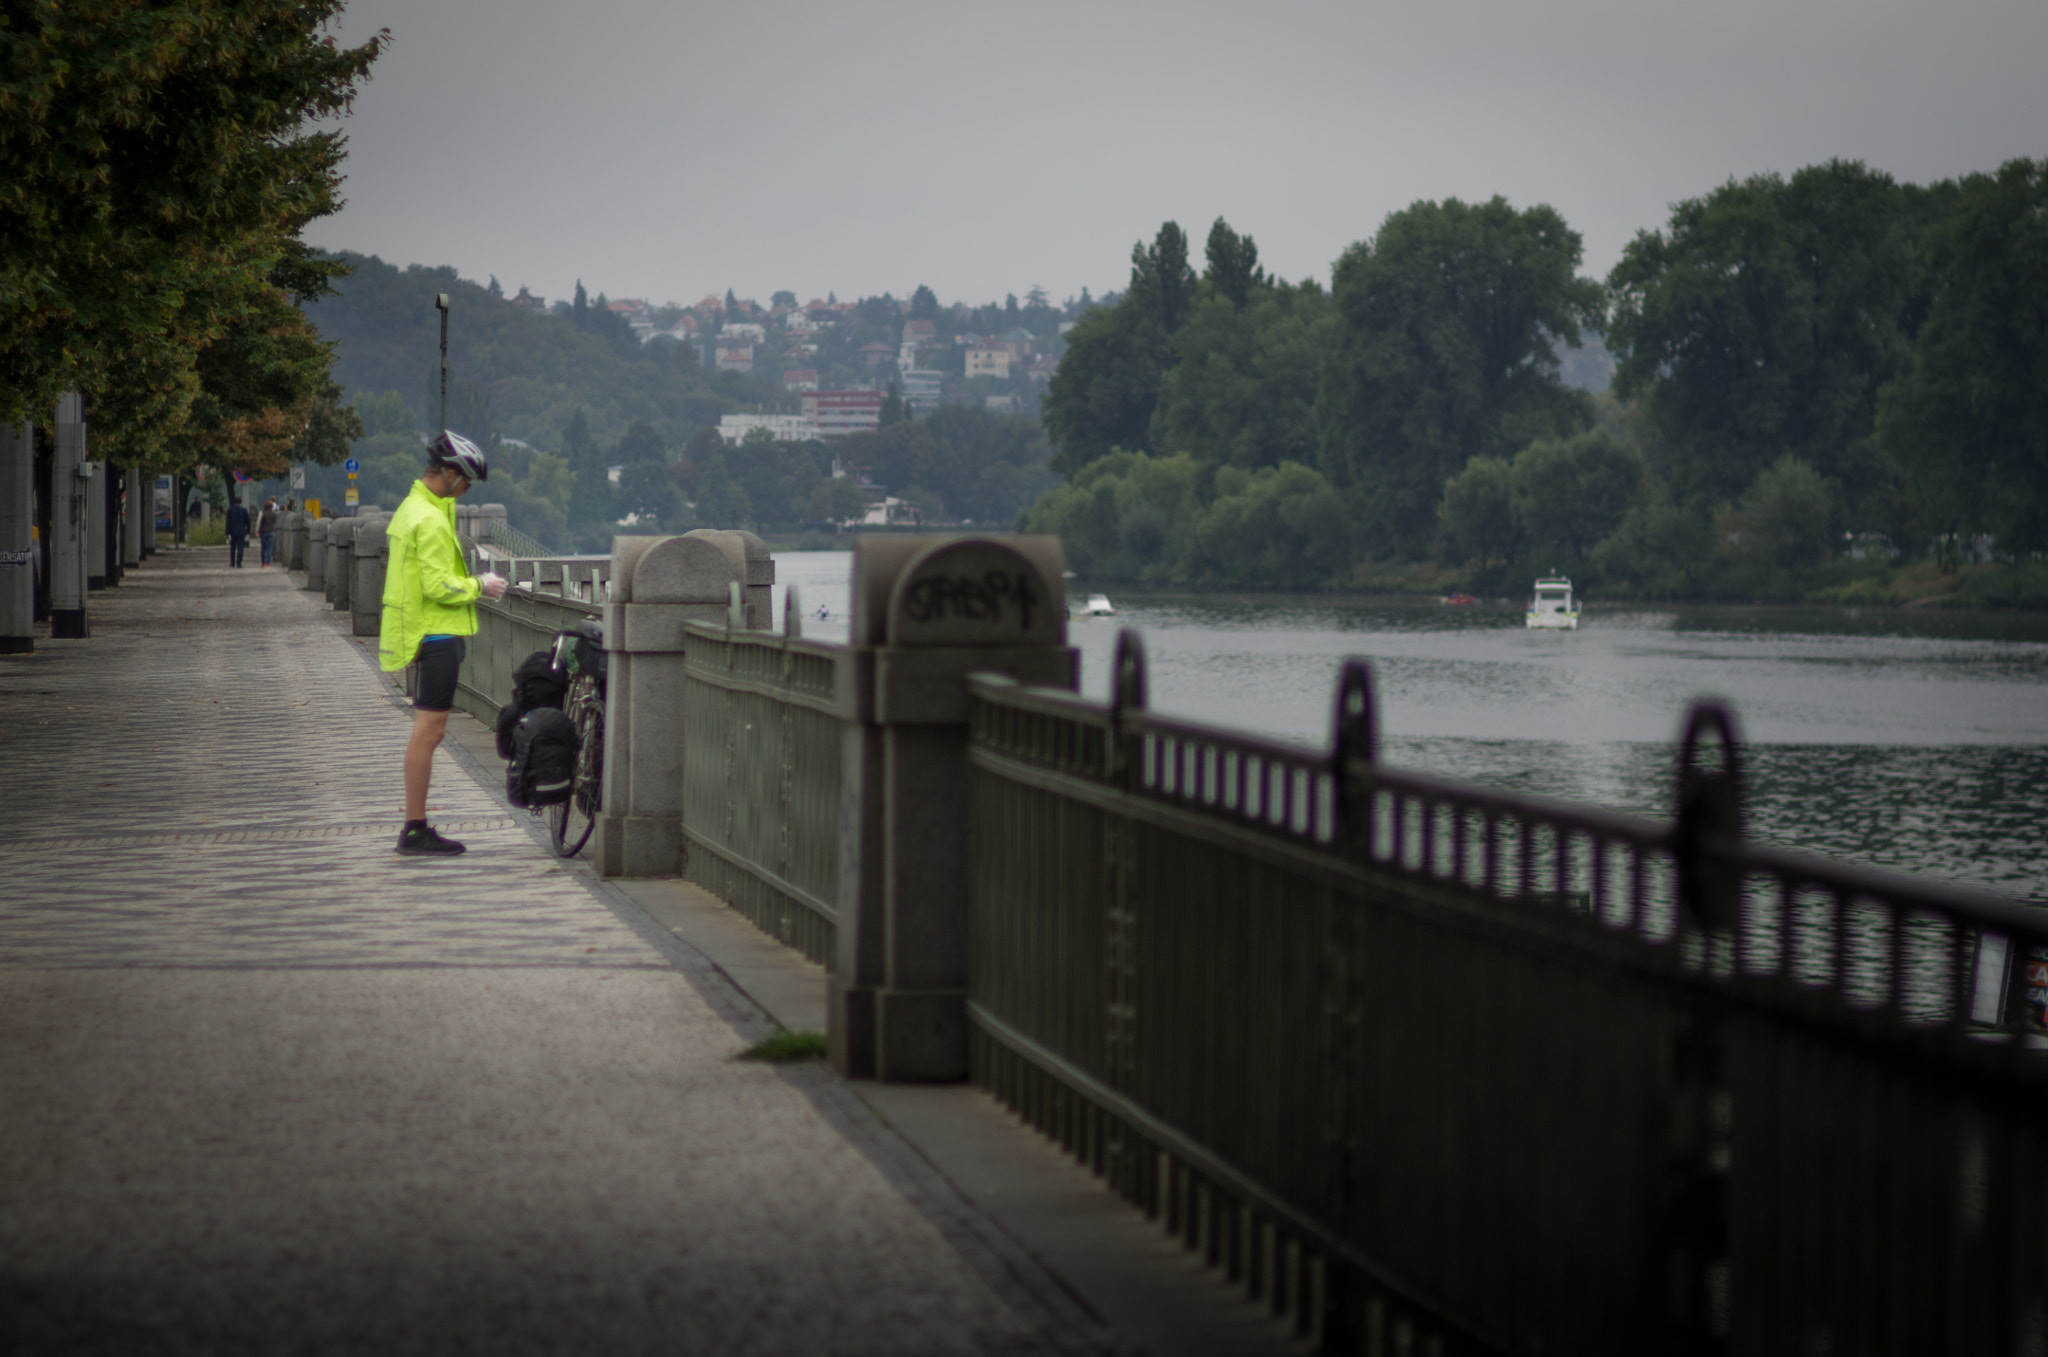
801,389,883,438
783,368,819,392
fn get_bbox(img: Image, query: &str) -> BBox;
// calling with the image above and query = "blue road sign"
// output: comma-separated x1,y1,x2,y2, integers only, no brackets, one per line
344,457,360,472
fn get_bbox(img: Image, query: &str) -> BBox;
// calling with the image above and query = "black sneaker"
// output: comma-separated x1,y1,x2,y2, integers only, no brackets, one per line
395,824,466,856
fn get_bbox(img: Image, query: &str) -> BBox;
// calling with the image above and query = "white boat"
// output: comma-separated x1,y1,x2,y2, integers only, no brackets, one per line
1525,576,1580,630
1072,593,1115,618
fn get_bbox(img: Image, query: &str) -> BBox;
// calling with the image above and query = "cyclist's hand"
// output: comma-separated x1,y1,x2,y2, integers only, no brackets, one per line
478,572,509,600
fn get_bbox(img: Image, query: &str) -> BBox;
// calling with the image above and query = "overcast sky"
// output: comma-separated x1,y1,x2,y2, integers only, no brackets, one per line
304,0,2046,311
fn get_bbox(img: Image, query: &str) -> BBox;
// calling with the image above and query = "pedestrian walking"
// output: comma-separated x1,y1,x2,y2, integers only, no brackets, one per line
257,499,279,566
379,432,507,856
225,498,251,567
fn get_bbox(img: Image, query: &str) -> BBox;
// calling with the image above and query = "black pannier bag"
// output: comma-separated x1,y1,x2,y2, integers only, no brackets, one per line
507,707,580,808
497,650,570,759
513,650,568,710
494,701,523,760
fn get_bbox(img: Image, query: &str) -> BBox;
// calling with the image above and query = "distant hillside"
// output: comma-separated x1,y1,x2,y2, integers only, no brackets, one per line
302,252,776,451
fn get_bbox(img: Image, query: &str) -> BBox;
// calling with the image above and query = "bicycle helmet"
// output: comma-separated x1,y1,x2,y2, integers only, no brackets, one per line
427,430,489,483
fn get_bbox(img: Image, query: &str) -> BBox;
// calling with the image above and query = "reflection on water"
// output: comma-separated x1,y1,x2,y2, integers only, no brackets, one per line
772,555,2048,900
1390,738,2048,898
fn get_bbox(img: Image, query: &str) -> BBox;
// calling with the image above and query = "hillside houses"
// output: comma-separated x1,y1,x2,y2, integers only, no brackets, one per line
513,277,1084,422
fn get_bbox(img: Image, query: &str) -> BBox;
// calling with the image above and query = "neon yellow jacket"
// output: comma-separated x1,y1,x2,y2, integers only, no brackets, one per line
379,480,480,671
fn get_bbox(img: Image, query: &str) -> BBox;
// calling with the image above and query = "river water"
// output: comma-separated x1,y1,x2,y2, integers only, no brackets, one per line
773,553,2048,901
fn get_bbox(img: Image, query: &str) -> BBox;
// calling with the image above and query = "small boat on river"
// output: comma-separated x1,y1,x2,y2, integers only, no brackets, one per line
1072,593,1115,618
1526,576,1580,630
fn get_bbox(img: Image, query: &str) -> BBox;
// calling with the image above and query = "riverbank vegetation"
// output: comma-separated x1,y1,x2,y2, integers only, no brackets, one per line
1027,160,2047,607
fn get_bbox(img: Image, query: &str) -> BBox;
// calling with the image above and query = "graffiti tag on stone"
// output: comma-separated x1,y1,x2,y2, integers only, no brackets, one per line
901,571,1040,632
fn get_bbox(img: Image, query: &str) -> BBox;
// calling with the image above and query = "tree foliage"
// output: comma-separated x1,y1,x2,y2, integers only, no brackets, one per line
1875,159,2048,555
1026,166,2042,597
1320,196,1603,558
1041,221,1197,474
1020,449,1352,588
1722,456,1834,573
844,405,1056,526
1608,160,1930,514
1203,217,1267,309
1151,281,1330,473
0,1,385,470
1439,457,1518,566
1509,430,1646,566
1438,430,1644,569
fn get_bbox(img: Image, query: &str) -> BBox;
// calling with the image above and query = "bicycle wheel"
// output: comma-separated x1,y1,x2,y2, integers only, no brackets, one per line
548,693,603,858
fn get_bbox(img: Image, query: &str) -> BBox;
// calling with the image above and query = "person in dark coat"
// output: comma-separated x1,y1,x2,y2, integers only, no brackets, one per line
257,499,279,566
225,498,252,567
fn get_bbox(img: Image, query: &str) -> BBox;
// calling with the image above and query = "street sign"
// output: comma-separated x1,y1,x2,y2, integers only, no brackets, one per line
304,498,322,518
344,457,360,472
290,466,306,489
344,488,360,507
233,468,251,483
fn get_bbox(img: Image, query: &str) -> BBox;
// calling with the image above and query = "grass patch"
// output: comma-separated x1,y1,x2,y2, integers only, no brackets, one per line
738,1029,828,1062
184,519,228,546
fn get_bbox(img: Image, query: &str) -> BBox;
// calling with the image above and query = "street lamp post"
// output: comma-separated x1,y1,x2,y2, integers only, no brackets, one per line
436,292,450,437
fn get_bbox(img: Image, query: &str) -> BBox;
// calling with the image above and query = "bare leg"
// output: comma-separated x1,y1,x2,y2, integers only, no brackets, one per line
404,709,452,820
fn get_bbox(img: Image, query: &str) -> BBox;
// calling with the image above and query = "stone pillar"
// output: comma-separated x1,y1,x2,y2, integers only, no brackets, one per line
305,518,328,592
351,517,387,636
594,534,744,879
326,516,356,610
829,536,1077,1082
0,422,32,653
50,395,89,638
685,528,774,627
85,457,109,590
476,503,507,549
121,466,143,569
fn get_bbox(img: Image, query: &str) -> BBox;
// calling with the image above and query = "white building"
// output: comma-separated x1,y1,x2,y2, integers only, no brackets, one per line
900,369,942,414
718,414,820,444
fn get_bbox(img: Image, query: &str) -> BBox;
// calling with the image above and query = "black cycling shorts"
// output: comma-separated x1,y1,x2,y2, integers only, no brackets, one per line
414,637,466,712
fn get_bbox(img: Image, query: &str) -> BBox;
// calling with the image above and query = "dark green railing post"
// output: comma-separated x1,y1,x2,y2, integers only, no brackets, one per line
1322,658,1380,1353
1666,701,1744,1354
1103,630,1146,1196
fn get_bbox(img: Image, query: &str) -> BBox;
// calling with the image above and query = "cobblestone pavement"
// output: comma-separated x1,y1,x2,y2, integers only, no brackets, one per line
0,550,1108,1356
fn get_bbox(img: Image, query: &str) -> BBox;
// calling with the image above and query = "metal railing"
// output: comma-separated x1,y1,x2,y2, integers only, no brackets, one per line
479,517,556,559
965,630,2047,1355
455,585,600,724
679,615,842,966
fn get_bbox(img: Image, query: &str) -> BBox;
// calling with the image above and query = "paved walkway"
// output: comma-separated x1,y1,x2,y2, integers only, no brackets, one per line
0,550,1110,1355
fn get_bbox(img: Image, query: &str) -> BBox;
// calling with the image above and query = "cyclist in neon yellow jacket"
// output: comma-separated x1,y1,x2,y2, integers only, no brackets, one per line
381,432,506,855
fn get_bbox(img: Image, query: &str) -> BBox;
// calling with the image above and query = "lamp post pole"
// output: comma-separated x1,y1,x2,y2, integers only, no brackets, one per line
436,292,450,436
